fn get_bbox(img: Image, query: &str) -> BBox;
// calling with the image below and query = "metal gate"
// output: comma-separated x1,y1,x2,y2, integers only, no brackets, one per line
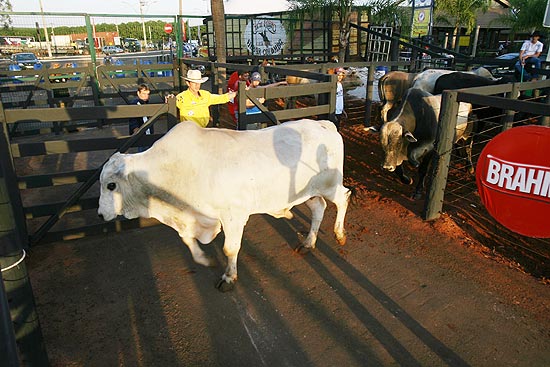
365,26,393,62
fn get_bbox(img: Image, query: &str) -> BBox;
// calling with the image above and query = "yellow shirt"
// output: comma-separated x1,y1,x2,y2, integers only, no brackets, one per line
175,89,230,127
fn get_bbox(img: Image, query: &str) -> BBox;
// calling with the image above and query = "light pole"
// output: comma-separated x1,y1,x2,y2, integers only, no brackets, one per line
38,0,52,57
51,26,57,54
139,0,148,51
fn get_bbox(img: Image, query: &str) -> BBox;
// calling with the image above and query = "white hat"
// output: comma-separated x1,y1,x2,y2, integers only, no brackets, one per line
184,69,208,83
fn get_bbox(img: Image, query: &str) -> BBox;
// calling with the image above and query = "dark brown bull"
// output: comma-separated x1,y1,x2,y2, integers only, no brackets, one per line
380,88,473,199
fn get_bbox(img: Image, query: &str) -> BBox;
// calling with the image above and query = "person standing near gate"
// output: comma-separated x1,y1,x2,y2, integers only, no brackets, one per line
228,70,250,123
332,67,347,130
174,69,237,127
515,31,544,81
129,83,153,152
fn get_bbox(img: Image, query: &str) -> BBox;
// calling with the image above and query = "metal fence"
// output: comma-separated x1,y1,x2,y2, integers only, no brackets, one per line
425,81,550,277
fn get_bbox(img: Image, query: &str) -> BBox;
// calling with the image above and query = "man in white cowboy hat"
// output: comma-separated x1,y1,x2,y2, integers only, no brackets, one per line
515,30,544,81
175,69,237,127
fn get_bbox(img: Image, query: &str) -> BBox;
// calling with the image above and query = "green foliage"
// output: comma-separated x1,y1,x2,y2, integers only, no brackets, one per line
0,19,206,44
434,0,490,32
0,0,12,29
360,0,407,25
496,0,548,35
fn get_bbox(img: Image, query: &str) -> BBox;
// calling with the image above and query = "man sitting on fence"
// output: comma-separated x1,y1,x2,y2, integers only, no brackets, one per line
515,31,544,82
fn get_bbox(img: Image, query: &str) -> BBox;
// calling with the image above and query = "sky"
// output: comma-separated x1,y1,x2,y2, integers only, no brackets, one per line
10,0,291,17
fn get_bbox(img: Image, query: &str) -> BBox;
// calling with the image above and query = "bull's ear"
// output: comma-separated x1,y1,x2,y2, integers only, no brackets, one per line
404,131,417,143
108,153,128,178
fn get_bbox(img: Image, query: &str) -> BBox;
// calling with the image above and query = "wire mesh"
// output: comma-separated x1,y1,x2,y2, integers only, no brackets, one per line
442,93,550,278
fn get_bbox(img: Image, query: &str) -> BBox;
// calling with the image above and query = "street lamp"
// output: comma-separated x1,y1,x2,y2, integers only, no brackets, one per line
139,0,148,51
38,0,52,57
51,26,57,54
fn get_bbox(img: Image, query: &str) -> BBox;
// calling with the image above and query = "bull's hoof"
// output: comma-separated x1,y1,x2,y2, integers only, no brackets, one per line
294,245,312,255
216,279,235,292
335,233,347,246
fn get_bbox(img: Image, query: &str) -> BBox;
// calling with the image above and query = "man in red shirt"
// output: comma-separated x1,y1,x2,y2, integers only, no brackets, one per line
227,70,250,122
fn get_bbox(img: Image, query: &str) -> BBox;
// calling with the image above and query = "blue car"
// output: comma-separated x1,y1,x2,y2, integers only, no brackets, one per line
11,52,42,70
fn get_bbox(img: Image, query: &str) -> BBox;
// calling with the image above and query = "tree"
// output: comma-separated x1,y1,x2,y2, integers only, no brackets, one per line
496,0,547,36
0,0,12,30
434,0,490,49
211,0,227,91
363,0,410,34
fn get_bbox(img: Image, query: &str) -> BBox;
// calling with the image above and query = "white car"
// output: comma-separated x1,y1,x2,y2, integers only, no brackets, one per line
102,45,124,54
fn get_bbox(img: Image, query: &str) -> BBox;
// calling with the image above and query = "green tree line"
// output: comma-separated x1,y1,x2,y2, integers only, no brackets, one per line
2,19,205,42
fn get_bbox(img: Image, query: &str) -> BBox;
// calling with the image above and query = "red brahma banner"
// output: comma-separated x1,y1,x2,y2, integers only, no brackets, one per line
476,125,550,238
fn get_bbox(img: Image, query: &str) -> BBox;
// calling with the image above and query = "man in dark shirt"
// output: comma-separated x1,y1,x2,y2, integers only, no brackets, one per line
128,84,153,152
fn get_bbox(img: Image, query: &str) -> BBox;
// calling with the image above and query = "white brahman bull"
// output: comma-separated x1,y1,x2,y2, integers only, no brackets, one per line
411,67,498,94
98,119,351,291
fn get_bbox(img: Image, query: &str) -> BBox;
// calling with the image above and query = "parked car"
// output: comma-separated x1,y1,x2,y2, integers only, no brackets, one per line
122,38,141,52
101,45,124,54
482,53,519,77
10,52,42,69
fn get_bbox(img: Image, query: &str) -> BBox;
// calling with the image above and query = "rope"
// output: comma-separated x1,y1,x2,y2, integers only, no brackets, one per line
1,249,26,273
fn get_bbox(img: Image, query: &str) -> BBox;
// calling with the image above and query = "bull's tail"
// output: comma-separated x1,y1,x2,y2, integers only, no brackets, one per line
345,185,358,206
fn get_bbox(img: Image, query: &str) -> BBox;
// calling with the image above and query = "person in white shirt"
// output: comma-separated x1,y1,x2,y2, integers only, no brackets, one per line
515,30,544,81
332,67,347,130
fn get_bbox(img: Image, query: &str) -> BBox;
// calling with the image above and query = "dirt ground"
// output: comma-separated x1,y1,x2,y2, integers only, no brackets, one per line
25,121,550,367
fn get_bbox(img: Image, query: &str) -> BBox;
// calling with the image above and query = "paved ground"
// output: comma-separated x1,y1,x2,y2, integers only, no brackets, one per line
27,185,550,366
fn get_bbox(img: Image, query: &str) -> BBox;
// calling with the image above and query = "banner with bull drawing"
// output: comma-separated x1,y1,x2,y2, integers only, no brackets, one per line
476,125,550,238
244,17,286,56
411,0,433,38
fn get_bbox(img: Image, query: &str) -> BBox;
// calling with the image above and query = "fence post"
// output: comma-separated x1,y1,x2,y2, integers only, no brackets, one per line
0,116,49,366
210,63,221,126
0,270,19,367
390,37,399,70
363,64,375,128
84,14,97,67
501,82,520,131
540,93,550,127
167,93,178,129
237,80,247,131
0,98,27,244
424,90,460,221
318,73,336,121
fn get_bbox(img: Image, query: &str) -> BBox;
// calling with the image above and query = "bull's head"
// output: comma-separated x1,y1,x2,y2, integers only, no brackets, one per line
98,153,141,221
380,121,417,171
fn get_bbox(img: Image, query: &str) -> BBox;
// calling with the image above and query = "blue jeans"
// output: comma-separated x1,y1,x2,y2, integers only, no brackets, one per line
515,57,541,80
